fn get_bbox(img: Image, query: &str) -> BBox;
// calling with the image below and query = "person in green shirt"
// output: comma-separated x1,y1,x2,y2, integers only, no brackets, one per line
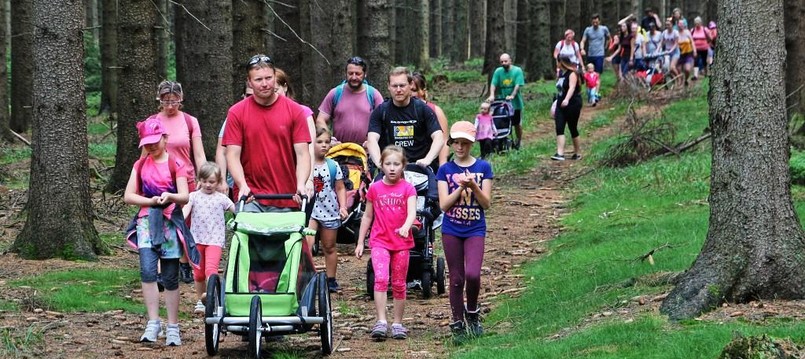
486,53,526,149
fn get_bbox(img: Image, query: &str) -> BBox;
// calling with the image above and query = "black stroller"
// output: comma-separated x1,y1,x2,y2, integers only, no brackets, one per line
489,100,514,153
365,163,446,299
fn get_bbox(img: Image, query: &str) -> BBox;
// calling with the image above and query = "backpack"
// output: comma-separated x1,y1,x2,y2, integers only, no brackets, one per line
146,112,196,167
331,80,377,113
324,158,339,189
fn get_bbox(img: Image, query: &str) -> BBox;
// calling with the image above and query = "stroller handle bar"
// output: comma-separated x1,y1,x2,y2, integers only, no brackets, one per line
237,193,308,212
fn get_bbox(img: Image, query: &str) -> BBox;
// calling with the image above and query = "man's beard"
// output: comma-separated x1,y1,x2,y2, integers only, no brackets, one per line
348,80,362,90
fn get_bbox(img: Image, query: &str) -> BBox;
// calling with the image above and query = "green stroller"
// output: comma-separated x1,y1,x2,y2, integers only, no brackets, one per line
204,194,333,357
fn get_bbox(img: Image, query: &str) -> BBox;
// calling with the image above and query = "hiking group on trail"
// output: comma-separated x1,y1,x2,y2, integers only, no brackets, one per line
122,6,714,347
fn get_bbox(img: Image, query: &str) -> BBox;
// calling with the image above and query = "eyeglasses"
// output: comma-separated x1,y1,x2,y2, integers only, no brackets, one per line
389,83,408,89
247,55,273,68
160,100,182,106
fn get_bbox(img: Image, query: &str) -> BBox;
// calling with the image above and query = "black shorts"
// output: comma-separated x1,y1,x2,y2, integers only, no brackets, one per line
511,109,522,126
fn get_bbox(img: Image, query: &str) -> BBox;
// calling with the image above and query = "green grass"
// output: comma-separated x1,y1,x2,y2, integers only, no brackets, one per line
1,324,45,358
447,82,805,358
10,269,143,313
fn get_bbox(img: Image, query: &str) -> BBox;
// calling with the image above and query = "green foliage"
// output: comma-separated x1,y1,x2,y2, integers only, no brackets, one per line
0,148,31,165
790,150,805,185
10,269,143,313
1,324,45,358
83,34,101,92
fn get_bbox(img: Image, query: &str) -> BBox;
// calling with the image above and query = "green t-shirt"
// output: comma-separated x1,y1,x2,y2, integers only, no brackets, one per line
491,65,526,110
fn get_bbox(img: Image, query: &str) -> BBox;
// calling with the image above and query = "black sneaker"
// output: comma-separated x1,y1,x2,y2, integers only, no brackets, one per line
156,273,164,292
465,308,483,337
180,263,193,284
550,153,565,161
449,321,468,345
327,277,341,293
570,154,582,160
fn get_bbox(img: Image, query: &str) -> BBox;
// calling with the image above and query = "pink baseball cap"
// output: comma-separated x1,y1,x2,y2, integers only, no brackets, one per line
137,117,166,148
449,121,476,143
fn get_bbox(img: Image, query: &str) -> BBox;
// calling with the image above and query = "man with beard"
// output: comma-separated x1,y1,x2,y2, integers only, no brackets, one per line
487,53,525,150
316,56,384,145
580,14,612,74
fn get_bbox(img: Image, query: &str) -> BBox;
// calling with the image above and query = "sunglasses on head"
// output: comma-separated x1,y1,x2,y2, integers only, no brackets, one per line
347,56,366,66
247,55,273,68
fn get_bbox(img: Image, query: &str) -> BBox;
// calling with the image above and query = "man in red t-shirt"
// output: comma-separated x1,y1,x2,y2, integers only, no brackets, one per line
223,54,311,209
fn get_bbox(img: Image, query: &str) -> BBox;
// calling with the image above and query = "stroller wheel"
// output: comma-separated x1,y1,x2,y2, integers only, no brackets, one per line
249,296,263,358
317,273,333,354
436,257,446,295
421,270,433,299
204,274,222,355
366,259,375,297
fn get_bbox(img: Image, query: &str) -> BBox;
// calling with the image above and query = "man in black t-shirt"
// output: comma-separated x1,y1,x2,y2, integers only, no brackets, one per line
367,67,444,170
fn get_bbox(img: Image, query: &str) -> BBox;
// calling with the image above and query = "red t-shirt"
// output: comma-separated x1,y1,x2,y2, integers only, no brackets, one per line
222,95,311,208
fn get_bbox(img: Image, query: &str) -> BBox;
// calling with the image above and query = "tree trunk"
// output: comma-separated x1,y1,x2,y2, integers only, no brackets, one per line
10,0,33,133
482,0,505,80
0,0,11,142
660,0,805,320
566,0,581,40
105,0,160,193
549,0,565,53
155,0,169,80
393,1,415,66
232,0,264,102
504,0,516,56
430,0,442,58
271,0,313,104
529,0,553,80
83,0,98,46
469,0,486,58
329,0,355,83
785,0,805,121
364,0,392,89
453,0,468,62
601,0,618,31
441,0,455,62
100,0,118,117
175,0,233,159
14,0,103,260
515,0,530,67
419,0,431,70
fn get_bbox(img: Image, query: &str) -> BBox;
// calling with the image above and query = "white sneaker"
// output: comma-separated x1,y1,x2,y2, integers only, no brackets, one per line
140,319,161,342
165,324,181,346
194,300,205,314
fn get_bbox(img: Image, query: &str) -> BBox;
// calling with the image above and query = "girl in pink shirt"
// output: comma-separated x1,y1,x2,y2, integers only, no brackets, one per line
355,145,417,340
583,63,600,106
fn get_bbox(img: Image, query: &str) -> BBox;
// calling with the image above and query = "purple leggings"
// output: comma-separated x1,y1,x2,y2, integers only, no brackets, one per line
442,234,485,322
371,247,410,300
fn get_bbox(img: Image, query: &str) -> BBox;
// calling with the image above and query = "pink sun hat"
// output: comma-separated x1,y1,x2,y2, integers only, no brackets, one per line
449,121,477,143
137,117,166,148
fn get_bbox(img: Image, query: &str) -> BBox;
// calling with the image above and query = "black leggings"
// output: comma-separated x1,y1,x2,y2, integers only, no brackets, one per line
554,100,582,138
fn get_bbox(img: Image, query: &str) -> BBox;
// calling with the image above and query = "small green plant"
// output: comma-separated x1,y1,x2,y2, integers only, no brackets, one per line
11,269,142,313
0,325,45,358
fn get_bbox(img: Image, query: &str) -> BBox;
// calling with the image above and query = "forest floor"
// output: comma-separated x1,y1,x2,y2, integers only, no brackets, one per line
1,80,803,359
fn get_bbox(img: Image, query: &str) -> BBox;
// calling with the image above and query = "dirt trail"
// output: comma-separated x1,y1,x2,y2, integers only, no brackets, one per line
0,102,612,358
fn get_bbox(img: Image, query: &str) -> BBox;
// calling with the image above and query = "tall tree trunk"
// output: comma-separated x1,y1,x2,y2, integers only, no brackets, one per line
0,0,9,142
660,0,805,320
601,0,618,31
14,0,103,260
419,0,431,70
10,0,33,133
549,0,565,53
454,0,468,62
330,0,356,82
232,0,264,102
155,0,169,80
364,0,392,89
100,0,118,117
175,0,233,158
309,1,336,107
393,1,416,66
515,0,530,67
430,0,442,58
529,0,553,81
504,0,516,55
469,0,486,58
483,0,505,81
786,0,805,122
271,1,309,104
441,0,455,62
566,0,581,40
83,0,98,46
105,0,160,193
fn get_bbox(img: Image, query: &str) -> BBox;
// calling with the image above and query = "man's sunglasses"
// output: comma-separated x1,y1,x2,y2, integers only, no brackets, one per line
248,55,273,67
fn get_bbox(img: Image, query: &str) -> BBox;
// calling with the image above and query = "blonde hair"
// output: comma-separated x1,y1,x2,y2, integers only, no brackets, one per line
196,161,223,184
380,145,408,168
388,66,412,83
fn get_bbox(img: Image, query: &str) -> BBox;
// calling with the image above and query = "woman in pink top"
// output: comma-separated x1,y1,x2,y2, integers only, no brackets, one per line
690,16,712,79
151,81,206,192
355,145,417,340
